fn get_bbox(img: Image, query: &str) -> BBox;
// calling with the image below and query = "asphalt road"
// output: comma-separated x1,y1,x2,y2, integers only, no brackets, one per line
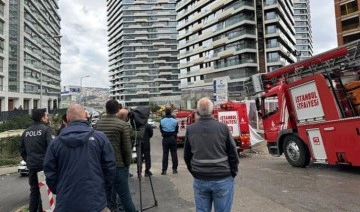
2,123,360,211
0,173,28,212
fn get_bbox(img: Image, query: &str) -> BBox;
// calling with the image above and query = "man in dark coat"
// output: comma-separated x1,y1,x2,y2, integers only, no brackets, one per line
20,109,53,212
184,97,239,212
44,104,116,211
142,123,153,176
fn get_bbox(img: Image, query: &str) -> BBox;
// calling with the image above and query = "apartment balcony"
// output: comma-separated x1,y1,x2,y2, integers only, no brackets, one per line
216,48,236,59
340,5,359,17
267,58,287,67
136,72,149,76
342,23,360,34
160,90,173,94
135,19,148,22
211,1,225,12
137,91,150,95
154,60,167,63
135,54,148,58
192,57,205,65
154,78,167,82
213,37,229,47
218,8,234,21
178,66,214,79
177,0,208,21
192,23,202,33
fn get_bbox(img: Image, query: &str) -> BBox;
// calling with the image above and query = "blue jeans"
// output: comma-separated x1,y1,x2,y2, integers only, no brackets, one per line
107,167,136,212
193,176,234,212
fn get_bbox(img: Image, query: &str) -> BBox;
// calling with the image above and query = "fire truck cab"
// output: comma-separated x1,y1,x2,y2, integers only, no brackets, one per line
250,40,360,167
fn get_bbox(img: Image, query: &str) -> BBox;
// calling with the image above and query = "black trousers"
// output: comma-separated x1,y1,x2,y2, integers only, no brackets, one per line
162,136,178,171
141,140,151,173
28,168,43,212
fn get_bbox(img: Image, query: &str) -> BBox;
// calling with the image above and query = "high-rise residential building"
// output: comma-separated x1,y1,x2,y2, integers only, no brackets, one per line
294,0,313,61
334,0,360,45
0,0,61,111
176,0,296,108
107,0,181,107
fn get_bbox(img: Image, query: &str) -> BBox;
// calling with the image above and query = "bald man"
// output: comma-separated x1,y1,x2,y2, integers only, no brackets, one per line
44,104,116,212
116,108,129,121
184,97,239,212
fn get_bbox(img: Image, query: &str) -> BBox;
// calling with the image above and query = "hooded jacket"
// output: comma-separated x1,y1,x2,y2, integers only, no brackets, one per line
44,121,116,212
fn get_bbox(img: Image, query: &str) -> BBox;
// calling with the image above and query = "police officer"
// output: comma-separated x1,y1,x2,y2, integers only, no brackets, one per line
20,109,54,212
160,108,179,175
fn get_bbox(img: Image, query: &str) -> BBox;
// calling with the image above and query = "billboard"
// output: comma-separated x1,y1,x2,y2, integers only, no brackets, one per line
61,85,81,96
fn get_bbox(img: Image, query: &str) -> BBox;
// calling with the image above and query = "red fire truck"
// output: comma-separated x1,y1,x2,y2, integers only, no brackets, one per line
180,101,251,153
174,110,195,144
215,101,251,152
247,40,360,167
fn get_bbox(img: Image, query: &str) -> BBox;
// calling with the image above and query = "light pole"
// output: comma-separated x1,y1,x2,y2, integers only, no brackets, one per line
80,75,90,105
39,35,62,109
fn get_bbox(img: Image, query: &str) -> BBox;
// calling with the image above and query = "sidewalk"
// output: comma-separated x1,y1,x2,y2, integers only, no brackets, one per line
0,166,18,176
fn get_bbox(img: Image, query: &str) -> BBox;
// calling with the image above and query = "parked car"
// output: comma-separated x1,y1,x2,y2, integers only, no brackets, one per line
132,146,137,163
18,160,29,176
147,119,156,128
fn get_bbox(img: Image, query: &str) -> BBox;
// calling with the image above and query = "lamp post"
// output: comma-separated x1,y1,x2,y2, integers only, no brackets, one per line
80,75,90,105
39,35,62,109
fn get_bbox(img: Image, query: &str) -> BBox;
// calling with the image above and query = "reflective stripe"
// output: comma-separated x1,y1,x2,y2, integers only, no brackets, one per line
192,156,228,164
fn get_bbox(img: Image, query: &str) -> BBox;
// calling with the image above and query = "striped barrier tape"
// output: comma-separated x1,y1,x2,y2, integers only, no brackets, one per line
38,181,55,212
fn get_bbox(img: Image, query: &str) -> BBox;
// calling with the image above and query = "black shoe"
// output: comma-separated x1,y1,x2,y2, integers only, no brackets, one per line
161,171,167,175
173,170,178,174
145,171,153,177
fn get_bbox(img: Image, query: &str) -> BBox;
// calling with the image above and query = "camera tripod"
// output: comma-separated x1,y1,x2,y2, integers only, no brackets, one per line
134,138,158,211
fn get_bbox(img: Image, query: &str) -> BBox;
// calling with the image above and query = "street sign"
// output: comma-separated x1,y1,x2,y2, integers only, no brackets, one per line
213,77,229,104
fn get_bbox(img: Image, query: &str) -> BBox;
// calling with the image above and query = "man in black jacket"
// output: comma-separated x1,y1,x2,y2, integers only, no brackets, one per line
142,123,153,177
20,109,54,212
184,97,239,212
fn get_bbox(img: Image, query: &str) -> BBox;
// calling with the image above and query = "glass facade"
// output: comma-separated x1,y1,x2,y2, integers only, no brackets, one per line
294,0,313,61
107,0,180,107
0,0,61,111
176,0,297,105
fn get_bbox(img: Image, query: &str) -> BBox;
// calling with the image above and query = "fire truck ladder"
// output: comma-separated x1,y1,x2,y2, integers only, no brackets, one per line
324,70,356,118
243,39,360,98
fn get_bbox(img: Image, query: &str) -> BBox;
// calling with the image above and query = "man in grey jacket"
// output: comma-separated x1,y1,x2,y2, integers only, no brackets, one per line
184,97,239,212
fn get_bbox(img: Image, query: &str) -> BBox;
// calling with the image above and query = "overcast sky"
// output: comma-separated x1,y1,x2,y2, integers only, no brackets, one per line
59,0,337,88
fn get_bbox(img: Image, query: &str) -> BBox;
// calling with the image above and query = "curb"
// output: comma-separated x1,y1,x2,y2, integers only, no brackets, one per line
0,166,18,176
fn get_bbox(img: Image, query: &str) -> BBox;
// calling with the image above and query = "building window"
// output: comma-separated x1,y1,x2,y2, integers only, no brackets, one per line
0,57,3,72
0,21,3,35
0,39,4,53
0,3,4,17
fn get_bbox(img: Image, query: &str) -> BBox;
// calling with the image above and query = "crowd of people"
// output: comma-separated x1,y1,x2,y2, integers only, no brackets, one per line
19,97,239,212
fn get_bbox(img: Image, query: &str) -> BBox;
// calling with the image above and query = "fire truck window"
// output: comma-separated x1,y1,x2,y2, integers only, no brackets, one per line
263,95,279,117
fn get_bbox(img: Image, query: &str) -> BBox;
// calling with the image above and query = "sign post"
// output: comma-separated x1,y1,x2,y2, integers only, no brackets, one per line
213,77,229,105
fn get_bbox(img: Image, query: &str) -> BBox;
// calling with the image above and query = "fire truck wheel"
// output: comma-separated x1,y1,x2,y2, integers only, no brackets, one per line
283,135,310,167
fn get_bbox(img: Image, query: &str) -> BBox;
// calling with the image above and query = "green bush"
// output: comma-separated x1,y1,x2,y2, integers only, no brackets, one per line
0,158,19,166
50,112,66,133
0,114,32,133
0,136,21,158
